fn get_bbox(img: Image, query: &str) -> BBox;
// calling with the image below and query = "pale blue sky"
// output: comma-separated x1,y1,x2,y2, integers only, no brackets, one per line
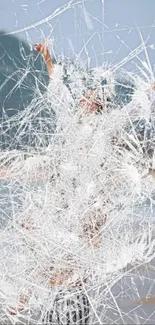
0,0,155,68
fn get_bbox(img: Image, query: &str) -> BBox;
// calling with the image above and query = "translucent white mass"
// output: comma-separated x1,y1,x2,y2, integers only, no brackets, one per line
0,56,155,324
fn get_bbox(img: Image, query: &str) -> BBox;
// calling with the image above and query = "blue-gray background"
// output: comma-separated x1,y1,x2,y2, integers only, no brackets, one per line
0,0,154,125
0,0,155,67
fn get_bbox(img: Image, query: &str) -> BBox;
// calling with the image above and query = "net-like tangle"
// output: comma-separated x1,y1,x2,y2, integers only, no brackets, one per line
0,1,155,324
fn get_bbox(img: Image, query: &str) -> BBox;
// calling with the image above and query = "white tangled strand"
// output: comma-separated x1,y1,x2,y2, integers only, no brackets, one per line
0,60,155,324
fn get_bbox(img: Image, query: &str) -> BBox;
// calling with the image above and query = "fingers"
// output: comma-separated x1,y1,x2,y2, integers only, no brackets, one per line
34,43,41,51
34,43,44,51
34,44,40,52
33,43,48,56
34,43,41,47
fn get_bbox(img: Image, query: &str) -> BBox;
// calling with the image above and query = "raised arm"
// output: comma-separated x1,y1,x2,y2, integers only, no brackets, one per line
34,42,53,79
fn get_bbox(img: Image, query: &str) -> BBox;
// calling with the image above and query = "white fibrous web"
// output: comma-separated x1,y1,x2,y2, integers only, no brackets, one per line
0,1,155,324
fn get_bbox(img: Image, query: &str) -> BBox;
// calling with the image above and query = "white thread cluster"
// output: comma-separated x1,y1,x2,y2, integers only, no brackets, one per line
0,60,155,324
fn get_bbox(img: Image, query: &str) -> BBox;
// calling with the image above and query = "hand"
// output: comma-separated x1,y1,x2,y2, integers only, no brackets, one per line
34,42,49,59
